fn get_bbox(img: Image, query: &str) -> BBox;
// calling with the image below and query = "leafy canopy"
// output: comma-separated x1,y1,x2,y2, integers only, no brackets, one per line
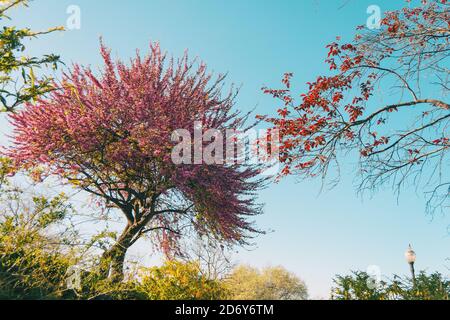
332,270,450,300
225,265,308,300
0,0,63,112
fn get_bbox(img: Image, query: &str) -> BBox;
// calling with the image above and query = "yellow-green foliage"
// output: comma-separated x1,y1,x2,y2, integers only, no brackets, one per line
138,260,228,300
0,157,76,299
0,0,63,112
0,157,227,300
225,265,308,300
331,271,450,300
0,210,75,299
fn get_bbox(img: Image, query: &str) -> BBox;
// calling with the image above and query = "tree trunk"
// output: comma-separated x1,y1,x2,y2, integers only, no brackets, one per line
100,224,141,282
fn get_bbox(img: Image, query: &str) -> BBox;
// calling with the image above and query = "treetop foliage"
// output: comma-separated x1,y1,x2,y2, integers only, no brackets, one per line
0,0,63,112
260,0,449,212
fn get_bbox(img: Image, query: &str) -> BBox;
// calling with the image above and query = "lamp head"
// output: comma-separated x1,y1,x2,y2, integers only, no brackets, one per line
405,244,416,264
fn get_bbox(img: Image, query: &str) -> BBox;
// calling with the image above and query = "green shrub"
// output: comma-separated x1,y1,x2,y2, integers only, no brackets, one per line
331,271,449,300
138,260,228,300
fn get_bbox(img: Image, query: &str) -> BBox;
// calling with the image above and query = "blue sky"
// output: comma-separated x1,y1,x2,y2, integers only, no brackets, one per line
5,0,450,298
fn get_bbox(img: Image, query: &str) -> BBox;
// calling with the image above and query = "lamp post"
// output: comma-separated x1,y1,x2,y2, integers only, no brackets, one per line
405,244,416,286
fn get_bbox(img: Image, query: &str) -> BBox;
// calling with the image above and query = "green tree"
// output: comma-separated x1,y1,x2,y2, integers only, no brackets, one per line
0,0,63,112
0,159,78,299
331,271,390,300
225,265,308,300
331,271,449,300
389,272,450,300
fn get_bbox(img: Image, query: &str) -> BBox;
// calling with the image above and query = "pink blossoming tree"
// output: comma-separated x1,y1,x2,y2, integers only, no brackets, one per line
7,43,267,281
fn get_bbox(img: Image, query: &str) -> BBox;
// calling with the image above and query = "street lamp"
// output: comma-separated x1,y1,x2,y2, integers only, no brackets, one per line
405,244,416,286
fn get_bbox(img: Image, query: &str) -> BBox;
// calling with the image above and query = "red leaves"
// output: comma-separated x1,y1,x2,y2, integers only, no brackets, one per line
360,149,369,157
373,136,389,147
283,95,293,105
387,21,401,33
262,87,289,99
332,92,343,103
282,72,293,89
277,107,290,118
344,105,363,123
341,44,356,52
360,134,390,158
388,107,398,113
344,130,355,140
432,137,449,145
326,42,341,57
381,11,403,34
259,0,448,183
326,58,337,70
314,135,326,146
407,149,420,156
304,141,312,152
297,160,315,170
281,166,291,176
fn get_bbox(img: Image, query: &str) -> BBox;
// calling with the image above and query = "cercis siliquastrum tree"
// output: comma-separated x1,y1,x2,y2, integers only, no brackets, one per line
7,43,267,281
